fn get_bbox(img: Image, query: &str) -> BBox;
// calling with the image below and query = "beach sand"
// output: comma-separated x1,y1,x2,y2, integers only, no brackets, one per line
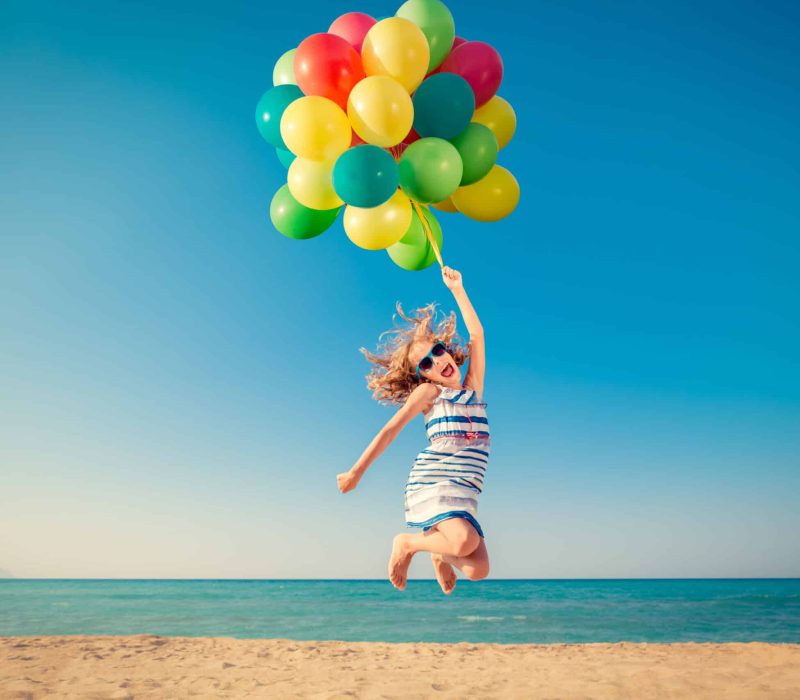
1,636,798,699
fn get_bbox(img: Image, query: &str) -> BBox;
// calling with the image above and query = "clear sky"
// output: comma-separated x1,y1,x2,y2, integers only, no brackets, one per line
2,0,799,579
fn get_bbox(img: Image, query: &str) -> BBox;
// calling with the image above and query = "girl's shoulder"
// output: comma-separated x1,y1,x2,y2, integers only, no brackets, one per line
406,382,440,415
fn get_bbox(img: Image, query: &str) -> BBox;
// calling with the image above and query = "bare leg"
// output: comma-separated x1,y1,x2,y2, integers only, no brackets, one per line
388,518,481,591
431,552,457,594
432,536,489,593
442,538,490,581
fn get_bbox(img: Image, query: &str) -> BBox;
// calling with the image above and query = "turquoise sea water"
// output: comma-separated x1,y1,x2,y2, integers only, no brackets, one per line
1,579,798,644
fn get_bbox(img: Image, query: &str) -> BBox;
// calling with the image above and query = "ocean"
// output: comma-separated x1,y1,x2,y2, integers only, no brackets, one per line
1,579,798,644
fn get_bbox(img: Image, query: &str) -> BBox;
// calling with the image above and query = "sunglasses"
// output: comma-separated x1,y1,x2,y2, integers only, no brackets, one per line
416,341,448,377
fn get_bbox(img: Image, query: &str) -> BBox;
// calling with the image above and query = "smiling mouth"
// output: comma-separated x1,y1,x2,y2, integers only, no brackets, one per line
441,363,455,378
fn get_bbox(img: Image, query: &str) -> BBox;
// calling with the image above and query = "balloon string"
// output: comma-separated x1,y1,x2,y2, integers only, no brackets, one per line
411,200,444,268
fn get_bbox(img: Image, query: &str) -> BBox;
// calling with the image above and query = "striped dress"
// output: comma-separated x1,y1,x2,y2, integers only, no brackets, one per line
404,385,490,538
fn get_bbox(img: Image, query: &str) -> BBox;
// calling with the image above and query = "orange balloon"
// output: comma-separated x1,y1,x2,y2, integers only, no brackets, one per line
431,197,458,213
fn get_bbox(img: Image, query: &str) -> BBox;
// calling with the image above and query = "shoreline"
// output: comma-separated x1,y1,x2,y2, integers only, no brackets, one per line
2,636,799,699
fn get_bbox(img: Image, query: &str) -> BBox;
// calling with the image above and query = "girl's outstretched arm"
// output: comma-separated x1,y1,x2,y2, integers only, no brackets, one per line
337,382,439,494
442,266,485,397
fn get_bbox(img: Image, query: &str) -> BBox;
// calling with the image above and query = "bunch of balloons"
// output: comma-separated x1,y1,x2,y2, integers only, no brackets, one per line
256,0,519,271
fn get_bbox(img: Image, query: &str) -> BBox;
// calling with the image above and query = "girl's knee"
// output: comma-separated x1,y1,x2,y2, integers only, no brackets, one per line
452,527,481,557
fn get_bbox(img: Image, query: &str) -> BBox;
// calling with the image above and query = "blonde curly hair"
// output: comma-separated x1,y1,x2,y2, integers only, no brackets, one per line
360,302,469,405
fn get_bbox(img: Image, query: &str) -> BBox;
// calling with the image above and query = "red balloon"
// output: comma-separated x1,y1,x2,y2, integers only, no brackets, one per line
329,12,377,54
350,131,366,147
403,127,421,145
294,33,366,109
439,41,503,108
390,142,409,158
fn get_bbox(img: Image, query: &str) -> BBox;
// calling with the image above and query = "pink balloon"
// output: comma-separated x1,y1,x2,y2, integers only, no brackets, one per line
439,41,503,108
426,37,467,77
328,12,377,54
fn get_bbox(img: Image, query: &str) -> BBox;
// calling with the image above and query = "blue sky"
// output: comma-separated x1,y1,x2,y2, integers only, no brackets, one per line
1,0,798,579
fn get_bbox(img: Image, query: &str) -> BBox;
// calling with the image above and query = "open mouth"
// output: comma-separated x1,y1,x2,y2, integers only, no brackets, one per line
441,363,455,378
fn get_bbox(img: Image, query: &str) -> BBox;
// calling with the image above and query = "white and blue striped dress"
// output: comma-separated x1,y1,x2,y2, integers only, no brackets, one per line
404,385,490,538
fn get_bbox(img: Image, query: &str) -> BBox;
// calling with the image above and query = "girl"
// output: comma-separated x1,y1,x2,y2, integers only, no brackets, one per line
336,266,489,595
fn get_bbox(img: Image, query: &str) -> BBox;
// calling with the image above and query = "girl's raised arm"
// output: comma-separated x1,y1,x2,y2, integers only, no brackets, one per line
442,267,485,397
337,382,439,494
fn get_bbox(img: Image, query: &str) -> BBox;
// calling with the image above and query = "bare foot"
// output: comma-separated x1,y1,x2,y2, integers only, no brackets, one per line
431,553,457,595
388,535,413,591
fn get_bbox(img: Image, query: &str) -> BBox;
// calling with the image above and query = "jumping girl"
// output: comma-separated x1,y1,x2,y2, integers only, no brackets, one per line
336,266,490,594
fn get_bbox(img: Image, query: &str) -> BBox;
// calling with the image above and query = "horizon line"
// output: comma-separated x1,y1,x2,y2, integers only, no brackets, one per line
2,577,799,582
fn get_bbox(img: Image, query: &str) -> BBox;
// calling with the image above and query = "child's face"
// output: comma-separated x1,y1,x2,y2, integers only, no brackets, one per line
409,340,462,386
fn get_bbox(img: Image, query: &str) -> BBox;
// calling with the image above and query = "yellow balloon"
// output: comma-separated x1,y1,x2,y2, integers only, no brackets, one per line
347,76,413,148
451,165,520,222
287,158,343,210
431,196,458,213
361,17,430,93
473,96,517,150
344,190,412,250
280,96,351,161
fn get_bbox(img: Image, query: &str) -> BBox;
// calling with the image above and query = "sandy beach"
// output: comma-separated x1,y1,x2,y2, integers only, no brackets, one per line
0,636,797,699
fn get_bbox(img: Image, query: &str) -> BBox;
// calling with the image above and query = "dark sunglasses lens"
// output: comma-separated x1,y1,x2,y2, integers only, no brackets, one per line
432,343,446,356
419,357,433,372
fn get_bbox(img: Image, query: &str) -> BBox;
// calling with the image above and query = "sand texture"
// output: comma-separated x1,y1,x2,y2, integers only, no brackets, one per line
1,636,798,699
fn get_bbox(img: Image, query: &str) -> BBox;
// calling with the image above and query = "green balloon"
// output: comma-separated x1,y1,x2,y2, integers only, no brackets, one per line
270,184,340,240
276,147,296,170
450,123,498,185
388,206,443,271
399,138,463,204
255,84,303,149
396,0,455,72
273,49,297,86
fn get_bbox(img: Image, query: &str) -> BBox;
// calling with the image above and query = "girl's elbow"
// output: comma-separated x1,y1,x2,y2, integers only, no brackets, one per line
380,424,400,443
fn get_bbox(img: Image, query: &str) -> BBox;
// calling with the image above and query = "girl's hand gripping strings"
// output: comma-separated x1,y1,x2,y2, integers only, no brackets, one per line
441,266,463,293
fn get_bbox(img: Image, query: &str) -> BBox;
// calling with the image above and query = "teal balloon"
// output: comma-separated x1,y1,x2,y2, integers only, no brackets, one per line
388,206,443,270
333,145,399,208
396,0,455,72
255,85,303,149
270,184,340,240
399,137,463,204
413,73,474,139
276,147,296,169
450,123,498,185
